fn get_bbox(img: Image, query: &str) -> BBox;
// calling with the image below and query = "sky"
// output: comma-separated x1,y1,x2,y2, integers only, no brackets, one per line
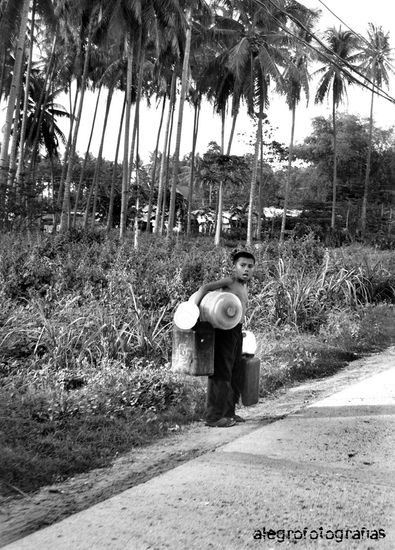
3,0,395,164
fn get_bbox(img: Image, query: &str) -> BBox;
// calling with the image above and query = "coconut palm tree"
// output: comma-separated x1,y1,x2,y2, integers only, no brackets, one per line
108,0,185,240
167,1,212,238
280,12,318,243
315,27,359,230
0,0,31,221
358,23,394,237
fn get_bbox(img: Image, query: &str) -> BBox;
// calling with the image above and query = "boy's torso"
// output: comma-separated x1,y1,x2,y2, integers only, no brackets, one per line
222,278,248,318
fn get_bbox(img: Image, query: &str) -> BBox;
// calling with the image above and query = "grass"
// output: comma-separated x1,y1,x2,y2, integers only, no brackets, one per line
0,231,394,494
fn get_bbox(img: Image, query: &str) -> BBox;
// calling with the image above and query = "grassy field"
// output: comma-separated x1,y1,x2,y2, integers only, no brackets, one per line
1,230,394,494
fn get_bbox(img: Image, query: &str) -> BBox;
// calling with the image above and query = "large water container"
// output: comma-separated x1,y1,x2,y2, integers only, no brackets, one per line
199,291,242,330
241,355,260,406
171,321,215,376
173,301,200,330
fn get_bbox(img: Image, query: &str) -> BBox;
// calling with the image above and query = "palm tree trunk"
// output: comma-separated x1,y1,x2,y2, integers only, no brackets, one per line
186,98,200,236
14,0,36,198
361,88,375,238
226,108,238,156
55,84,79,223
214,106,226,246
147,94,166,234
127,41,144,233
256,120,264,241
7,66,24,193
84,86,113,228
60,29,92,232
167,7,192,238
133,136,140,250
246,91,264,246
107,96,126,232
331,97,338,230
0,49,6,102
154,70,177,235
119,38,134,240
160,108,175,236
0,0,30,220
280,103,296,243
73,83,103,226
220,105,225,155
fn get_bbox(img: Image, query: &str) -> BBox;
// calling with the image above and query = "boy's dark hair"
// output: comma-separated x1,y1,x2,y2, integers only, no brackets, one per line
231,250,256,264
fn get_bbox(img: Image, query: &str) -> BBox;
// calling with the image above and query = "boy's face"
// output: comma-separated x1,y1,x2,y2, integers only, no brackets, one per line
234,256,255,282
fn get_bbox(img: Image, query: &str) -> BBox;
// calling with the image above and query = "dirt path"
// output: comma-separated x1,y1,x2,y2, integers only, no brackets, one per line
1,346,394,547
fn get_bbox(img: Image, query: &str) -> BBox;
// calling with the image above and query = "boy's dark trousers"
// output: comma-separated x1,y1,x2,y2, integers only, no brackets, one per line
206,324,243,422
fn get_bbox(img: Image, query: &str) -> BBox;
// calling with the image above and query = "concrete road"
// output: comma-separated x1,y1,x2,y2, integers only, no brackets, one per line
4,366,395,550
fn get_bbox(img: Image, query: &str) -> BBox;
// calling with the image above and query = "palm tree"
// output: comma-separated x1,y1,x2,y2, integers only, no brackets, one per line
154,69,177,235
166,7,193,238
0,0,31,222
167,1,212,238
358,24,394,237
111,0,184,240
280,12,318,243
315,27,359,230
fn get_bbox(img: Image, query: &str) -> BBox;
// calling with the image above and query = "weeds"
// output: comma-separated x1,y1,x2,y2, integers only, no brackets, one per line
0,232,394,494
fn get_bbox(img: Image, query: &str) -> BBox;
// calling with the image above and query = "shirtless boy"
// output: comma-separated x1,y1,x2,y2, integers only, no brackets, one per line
191,250,255,427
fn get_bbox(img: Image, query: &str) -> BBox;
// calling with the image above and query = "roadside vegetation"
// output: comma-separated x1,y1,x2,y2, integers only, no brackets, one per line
1,231,394,495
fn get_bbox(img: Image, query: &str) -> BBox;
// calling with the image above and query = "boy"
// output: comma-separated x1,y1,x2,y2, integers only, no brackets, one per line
191,250,256,427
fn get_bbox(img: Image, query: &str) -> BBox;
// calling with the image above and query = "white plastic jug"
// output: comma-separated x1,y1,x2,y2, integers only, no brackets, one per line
173,301,200,330
199,291,242,330
242,330,257,355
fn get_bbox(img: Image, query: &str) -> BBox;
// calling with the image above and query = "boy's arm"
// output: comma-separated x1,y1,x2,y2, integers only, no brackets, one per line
189,278,233,306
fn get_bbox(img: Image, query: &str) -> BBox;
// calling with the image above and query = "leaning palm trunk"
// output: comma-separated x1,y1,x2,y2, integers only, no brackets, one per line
361,87,375,238
119,38,134,240
0,50,6,103
280,103,296,243
60,30,92,232
147,94,166,234
154,70,177,235
53,84,78,233
0,0,30,222
84,86,113,228
133,130,141,251
167,8,192,238
73,84,103,226
107,97,126,232
160,103,176,235
13,0,36,199
7,67,24,194
246,92,264,247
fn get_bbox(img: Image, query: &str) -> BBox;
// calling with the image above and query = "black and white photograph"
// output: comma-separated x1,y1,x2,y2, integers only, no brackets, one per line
0,0,394,548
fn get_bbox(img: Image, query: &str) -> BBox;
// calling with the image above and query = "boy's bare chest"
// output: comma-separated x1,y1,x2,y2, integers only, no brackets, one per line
224,281,248,309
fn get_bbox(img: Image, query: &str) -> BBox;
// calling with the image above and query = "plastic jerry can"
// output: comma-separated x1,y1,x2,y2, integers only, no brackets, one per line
241,355,260,406
199,291,242,330
171,321,215,376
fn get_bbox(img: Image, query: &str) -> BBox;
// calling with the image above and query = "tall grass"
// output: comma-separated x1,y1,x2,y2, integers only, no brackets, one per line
0,231,394,493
